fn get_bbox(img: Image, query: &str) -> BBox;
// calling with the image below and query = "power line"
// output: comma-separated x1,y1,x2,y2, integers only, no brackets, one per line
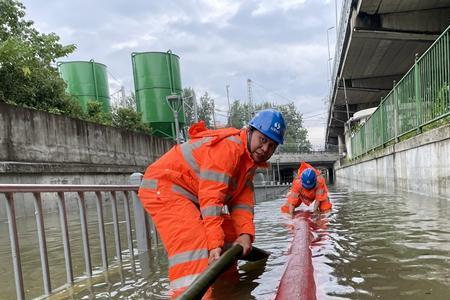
251,79,295,103
302,112,327,119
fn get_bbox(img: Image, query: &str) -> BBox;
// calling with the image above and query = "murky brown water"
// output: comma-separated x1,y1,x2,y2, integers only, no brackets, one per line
1,184,450,299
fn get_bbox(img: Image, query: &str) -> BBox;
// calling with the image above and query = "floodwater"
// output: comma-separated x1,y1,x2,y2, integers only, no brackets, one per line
1,183,450,299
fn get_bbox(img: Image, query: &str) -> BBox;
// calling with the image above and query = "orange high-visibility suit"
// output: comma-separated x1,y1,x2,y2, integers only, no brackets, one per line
138,121,266,297
281,161,332,213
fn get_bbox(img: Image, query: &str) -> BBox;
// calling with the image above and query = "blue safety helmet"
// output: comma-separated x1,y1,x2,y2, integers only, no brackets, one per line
301,168,317,189
248,109,286,144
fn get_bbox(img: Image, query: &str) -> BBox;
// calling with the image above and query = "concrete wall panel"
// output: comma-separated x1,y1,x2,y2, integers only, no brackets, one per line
336,124,450,199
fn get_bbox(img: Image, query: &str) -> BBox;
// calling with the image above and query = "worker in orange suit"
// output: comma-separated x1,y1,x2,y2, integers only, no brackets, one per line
138,109,286,298
281,161,332,216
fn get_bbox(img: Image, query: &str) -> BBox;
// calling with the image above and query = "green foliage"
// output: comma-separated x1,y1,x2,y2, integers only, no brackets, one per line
228,100,252,129
0,0,77,113
198,92,214,128
432,83,449,117
182,87,197,126
228,100,312,152
85,101,112,126
112,106,152,134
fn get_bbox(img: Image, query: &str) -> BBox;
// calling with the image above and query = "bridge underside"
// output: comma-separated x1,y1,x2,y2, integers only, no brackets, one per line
261,152,339,183
326,0,450,146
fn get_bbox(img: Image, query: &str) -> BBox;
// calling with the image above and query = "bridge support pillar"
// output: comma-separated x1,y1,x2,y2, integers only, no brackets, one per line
338,135,345,157
328,168,335,185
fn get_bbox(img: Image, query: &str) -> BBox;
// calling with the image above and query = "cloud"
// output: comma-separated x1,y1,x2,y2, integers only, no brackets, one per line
21,0,337,146
252,0,307,16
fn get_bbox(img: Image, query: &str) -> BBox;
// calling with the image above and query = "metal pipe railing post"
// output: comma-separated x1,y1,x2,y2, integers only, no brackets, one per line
130,173,150,253
77,192,92,276
110,191,122,262
123,191,135,258
5,192,25,300
393,81,399,142
95,191,108,270
414,53,422,134
57,192,74,284
33,192,52,295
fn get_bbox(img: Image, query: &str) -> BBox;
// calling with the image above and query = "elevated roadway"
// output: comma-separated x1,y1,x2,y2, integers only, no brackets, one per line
263,151,339,184
326,0,450,147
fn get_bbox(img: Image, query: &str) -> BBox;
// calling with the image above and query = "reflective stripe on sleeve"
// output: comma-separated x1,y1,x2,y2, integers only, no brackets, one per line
172,184,199,204
230,204,254,214
180,137,212,175
201,205,223,217
226,136,241,144
140,178,157,189
170,273,200,290
168,249,209,268
200,169,230,185
288,192,299,198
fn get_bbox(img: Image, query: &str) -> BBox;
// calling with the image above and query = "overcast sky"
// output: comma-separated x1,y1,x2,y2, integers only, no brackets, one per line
21,0,341,149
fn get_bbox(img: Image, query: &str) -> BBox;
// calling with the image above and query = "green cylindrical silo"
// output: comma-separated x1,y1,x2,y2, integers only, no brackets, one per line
58,60,110,112
131,51,185,138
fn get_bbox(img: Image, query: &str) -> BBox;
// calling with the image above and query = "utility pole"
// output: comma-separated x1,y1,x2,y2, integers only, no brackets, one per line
211,98,216,129
193,92,198,123
226,85,231,125
247,78,253,120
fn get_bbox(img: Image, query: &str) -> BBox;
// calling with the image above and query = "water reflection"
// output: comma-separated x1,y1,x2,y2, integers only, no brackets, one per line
1,183,450,299
314,183,450,300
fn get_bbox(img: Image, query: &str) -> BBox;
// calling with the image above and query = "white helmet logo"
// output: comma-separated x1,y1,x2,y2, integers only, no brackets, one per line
274,122,281,130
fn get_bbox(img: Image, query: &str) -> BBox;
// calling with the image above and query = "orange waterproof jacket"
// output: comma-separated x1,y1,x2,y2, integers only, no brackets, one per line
287,161,332,212
140,121,267,250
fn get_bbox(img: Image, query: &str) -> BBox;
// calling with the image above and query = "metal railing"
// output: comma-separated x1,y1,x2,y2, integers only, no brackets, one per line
0,173,155,300
350,24,450,159
1,175,294,299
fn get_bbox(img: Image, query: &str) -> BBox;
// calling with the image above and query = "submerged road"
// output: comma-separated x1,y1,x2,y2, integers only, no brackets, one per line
1,182,450,299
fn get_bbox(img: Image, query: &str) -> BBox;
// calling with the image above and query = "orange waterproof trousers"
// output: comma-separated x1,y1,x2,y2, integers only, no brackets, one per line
139,179,237,299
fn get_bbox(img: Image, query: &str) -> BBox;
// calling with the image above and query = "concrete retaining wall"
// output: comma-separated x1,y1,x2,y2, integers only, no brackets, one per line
0,102,174,219
0,102,174,173
336,123,450,199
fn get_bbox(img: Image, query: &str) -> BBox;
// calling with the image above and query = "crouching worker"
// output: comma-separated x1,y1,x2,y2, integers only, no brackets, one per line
281,161,332,217
138,109,286,298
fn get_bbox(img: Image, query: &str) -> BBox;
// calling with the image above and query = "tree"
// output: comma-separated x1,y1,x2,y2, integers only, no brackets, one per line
86,101,112,126
198,92,214,128
111,107,152,134
182,87,197,126
228,100,252,129
0,0,78,115
228,100,312,152
275,102,312,152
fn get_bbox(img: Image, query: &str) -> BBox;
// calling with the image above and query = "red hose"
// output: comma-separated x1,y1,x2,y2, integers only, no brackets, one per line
274,213,316,300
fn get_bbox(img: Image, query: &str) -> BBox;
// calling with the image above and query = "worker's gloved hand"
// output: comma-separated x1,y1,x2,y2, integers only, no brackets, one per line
302,198,312,206
234,234,252,257
312,200,320,213
208,247,222,265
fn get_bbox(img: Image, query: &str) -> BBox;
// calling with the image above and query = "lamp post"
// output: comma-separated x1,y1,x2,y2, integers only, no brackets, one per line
226,85,231,126
167,94,183,144
327,26,335,87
